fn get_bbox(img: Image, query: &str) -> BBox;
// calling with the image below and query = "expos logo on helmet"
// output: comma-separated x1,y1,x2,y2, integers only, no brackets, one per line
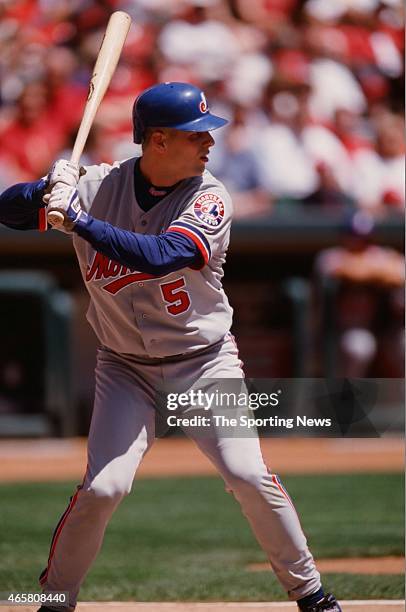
199,92,208,114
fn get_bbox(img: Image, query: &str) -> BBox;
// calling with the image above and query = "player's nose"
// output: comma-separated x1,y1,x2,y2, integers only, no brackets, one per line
203,131,215,147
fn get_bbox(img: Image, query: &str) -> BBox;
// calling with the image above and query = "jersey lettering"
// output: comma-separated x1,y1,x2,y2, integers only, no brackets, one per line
86,252,163,295
160,277,191,316
86,253,129,281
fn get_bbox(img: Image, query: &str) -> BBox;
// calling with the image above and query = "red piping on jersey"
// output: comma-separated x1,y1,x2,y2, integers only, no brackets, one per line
167,226,209,268
38,208,47,232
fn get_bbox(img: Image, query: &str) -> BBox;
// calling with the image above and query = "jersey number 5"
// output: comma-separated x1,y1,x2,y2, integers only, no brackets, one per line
160,277,191,316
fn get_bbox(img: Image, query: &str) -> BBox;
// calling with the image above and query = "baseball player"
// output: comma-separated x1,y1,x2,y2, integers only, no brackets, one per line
0,82,341,612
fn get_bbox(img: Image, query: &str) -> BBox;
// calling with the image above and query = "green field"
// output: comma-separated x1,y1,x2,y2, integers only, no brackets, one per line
0,473,404,601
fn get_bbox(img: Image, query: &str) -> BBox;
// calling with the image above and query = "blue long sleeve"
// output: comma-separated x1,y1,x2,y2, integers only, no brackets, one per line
0,180,47,230
0,180,202,273
75,214,202,275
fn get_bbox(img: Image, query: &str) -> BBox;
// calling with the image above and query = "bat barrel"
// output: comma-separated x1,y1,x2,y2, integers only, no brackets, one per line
46,11,132,229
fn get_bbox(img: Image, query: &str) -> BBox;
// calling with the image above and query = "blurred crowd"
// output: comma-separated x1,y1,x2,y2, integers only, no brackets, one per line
0,0,404,219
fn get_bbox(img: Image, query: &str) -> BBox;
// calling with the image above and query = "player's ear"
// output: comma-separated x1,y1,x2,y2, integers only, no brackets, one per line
150,129,168,153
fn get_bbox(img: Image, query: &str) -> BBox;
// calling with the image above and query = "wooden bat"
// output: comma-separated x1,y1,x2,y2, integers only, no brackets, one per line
47,10,132,227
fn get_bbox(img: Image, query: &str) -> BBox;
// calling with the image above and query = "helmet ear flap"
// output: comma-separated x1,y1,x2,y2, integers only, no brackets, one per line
132,99,144,144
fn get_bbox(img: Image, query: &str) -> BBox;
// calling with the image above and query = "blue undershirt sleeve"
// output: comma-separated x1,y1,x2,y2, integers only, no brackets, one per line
0,180,47,230
74,214,202,274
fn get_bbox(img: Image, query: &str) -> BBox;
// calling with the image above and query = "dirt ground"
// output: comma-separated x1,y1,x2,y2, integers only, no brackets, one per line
248,556,405,575
4,601,405,611
0,437,403,482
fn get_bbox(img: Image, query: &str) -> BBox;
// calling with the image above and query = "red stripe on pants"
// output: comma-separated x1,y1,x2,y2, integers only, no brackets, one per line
39,488,80,586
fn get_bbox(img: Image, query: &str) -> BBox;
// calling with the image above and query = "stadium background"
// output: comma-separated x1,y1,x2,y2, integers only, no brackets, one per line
0,0,404,609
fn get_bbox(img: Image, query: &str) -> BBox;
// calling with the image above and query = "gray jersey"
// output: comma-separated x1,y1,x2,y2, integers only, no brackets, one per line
73,157,233,358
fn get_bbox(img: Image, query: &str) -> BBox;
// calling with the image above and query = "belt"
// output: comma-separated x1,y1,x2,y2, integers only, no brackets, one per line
100,337,224,365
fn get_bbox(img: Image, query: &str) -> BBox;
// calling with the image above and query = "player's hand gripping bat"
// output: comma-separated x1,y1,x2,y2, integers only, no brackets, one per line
47,10,132,228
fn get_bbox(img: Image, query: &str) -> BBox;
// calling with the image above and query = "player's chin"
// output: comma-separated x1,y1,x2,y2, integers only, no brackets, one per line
183,161,206,179
196,159,207,173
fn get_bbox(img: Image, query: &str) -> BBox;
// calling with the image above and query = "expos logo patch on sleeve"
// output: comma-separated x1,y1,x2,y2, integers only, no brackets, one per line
193,193,225,227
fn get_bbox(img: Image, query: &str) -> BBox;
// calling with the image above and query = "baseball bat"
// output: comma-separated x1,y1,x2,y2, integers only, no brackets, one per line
47,10,132,227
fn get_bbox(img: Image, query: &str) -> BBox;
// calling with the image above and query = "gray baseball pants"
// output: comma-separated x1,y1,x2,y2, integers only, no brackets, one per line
39,337,320,610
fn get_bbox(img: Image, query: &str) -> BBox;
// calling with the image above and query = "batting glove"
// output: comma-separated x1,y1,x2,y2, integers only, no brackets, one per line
47,184,88,231
46,159,85,189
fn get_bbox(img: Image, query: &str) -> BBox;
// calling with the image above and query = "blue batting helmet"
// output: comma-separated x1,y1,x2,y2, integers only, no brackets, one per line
132,82,228,144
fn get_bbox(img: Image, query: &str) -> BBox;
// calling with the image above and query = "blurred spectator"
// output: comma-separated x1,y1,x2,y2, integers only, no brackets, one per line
43,46,87,133
158,1,241,82
209,103,270,217
333,108,374,153
301,17,368,121
225,52,273,107
0,0,403,217
0,80,68,180
350,112,405,213
254,80,354,206
315,211,404,377
303,0,404,111
229,0,300,40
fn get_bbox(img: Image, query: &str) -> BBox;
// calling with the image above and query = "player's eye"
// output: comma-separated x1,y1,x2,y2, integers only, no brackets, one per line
188,132,200,141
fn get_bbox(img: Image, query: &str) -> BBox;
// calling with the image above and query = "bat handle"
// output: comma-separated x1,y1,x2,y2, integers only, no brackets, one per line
46,150,82,228
47,210,66,227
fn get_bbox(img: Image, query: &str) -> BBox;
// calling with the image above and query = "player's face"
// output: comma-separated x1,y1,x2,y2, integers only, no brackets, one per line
166,129,215,178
